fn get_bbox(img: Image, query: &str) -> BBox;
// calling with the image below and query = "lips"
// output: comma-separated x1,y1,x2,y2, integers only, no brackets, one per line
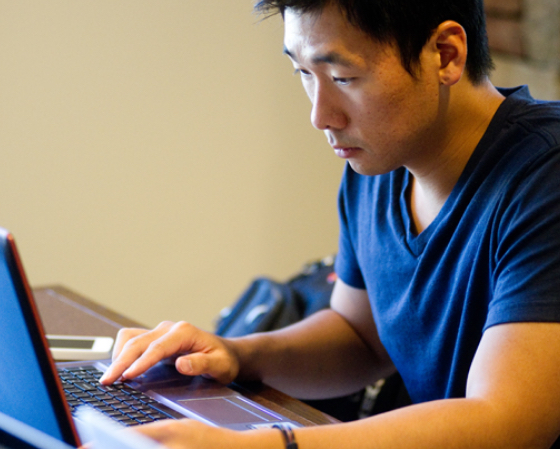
333,147,361,159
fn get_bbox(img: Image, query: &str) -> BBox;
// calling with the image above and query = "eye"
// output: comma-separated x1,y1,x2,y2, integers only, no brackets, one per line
333,76,354,85
294,68,312,78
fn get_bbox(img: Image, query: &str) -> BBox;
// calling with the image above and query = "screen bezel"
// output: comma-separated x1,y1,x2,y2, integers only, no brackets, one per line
3,232,81,447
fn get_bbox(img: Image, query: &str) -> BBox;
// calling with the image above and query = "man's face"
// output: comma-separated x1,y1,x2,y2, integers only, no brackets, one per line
283,5,444,176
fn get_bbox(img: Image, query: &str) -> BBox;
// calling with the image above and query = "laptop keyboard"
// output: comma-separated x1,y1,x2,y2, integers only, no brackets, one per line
58,366,179,426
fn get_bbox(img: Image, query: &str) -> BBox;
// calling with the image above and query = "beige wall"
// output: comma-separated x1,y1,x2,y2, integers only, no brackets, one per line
1,2,558,333
0,1,344,331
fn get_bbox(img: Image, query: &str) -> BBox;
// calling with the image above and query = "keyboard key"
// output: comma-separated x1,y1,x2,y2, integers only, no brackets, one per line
147,402,185,419
73,382,97,391
134,414,153,421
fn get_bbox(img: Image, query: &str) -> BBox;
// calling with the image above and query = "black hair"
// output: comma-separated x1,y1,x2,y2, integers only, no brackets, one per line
254,0,494,84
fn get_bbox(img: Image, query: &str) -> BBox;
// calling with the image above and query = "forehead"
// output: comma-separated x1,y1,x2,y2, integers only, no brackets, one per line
283,5,385,68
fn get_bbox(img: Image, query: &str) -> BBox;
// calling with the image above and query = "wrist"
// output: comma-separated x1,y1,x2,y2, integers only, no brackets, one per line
224,333,267,382
242,427,298,449
273,424,299,449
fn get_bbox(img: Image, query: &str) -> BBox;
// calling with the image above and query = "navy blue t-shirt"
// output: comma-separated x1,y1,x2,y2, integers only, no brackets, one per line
335,86,560,403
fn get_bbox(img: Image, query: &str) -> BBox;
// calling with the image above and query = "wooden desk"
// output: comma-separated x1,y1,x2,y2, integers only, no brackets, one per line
33,285,339,427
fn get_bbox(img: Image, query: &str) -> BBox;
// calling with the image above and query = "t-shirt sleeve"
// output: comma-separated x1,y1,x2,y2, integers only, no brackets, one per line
486,149,560,329
334,165,367,289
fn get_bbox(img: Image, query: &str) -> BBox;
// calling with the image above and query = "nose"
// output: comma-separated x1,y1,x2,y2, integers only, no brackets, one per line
310,83,348,131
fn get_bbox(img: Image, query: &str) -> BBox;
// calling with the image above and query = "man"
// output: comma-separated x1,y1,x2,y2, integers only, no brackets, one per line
100,1,560,448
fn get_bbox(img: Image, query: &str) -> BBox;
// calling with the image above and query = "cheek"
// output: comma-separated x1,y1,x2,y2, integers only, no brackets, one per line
373,81,438,134
356,91,434,152
359,92,411,136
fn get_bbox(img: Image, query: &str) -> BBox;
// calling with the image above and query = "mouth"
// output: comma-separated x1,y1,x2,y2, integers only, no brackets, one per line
333,146,362,159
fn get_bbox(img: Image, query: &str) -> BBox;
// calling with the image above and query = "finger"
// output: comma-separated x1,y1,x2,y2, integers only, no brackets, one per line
100,328,149,384
119,321,197,380
112,328,148,360
132,419,209,449
131,420,192,449
132,420,172,440
100,322,175,384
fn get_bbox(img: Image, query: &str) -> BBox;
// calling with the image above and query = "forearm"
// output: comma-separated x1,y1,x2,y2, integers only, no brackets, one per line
225,309,395,399
292,322,560,449
292,396,556,449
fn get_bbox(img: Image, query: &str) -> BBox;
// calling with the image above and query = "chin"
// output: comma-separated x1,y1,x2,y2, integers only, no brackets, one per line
348,160,394,177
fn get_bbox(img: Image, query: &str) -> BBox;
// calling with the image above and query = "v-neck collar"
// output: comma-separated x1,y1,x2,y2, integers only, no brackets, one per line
395,86,528,257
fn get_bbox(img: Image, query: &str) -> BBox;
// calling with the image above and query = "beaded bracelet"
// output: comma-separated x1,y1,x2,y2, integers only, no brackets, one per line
273,424,298,449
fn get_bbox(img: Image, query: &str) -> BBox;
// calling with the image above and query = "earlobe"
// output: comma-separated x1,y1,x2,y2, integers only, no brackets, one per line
435,21,467,86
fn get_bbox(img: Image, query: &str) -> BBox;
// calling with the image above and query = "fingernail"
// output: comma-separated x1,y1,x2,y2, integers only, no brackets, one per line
179,358,193,373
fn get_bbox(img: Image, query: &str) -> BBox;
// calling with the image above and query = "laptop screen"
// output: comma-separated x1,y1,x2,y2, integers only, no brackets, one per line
0,411,73,449
0,230,78,446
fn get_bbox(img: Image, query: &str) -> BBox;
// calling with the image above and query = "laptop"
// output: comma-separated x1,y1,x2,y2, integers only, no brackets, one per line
0,228,300,448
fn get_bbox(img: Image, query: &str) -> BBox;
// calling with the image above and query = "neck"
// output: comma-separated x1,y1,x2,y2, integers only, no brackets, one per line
408,79,504,234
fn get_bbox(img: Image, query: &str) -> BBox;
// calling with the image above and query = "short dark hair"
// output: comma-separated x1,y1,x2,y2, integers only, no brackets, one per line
254,0,494,84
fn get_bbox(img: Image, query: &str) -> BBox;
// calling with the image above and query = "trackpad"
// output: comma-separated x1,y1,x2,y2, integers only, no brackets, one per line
178,397,279,425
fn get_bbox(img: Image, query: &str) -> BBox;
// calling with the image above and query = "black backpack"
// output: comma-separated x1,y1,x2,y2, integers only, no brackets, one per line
215,256,336,337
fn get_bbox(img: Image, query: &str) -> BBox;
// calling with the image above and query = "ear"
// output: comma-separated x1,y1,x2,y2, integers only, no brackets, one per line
433,21,468,86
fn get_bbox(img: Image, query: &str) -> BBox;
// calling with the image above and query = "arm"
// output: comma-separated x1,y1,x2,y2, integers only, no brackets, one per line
230,279,395,398
134,321,560,449
292,321,560,449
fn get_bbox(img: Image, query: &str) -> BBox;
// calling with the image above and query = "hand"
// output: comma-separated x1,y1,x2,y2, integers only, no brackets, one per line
132,419,238,449
132,419,278,449
99,321,240,385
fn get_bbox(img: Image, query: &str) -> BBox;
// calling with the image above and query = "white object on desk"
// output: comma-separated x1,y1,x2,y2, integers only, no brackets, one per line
76,408,166,449
46,335,114,361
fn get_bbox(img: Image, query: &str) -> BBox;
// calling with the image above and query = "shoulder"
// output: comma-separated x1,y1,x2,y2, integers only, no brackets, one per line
469,86,560,197
498,86,560,147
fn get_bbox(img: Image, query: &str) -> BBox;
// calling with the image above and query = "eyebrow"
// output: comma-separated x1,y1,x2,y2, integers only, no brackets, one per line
283,47,355,68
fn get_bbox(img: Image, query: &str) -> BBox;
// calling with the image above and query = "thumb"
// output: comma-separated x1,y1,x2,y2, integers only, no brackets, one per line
175,353,235,384
175,355,196,376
